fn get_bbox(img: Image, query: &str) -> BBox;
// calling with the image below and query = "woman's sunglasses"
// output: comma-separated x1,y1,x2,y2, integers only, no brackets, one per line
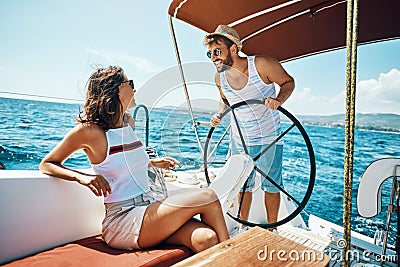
121,80,134,89
206,48,221,59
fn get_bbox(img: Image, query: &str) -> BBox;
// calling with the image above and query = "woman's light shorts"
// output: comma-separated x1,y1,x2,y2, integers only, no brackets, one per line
102,193,156,250
231,141,283,193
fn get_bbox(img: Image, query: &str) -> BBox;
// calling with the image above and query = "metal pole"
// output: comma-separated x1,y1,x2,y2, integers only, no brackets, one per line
168,15,204,156
396,180,399,266
133,104,149,147
343,0,359,266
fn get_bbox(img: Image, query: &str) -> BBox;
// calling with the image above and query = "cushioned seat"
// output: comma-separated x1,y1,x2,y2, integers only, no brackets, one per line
2,235,193,267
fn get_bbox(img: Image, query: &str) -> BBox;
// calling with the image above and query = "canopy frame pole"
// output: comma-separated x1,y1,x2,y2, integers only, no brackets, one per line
342,0,359,266
168,15,204,156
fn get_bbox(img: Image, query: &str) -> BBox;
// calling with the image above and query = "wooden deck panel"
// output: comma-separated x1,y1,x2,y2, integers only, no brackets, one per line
277,225,398,267
172,226,330,266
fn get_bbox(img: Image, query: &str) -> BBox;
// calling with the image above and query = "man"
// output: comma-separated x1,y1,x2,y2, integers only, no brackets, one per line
204,25,294,230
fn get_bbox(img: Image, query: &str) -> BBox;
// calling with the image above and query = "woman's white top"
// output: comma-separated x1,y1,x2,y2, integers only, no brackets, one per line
91,126,150,203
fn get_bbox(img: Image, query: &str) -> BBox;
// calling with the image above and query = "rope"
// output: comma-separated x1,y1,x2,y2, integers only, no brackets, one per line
396,181,399,265
342,0,359,265
168,15,204,156
0,91,82,102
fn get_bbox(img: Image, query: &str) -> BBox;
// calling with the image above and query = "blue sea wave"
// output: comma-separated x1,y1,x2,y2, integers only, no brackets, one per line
0,97,399,245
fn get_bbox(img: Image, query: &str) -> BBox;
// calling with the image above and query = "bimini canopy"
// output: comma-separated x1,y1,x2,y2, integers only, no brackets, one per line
168,0,400,62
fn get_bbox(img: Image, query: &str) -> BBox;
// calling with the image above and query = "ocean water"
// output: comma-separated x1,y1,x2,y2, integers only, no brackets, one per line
0,97,399,245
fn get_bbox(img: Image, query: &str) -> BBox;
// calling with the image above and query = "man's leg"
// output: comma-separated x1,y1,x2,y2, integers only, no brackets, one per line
231,141,255,223
260,144,283,231
238,191,252,220
264,191,280,230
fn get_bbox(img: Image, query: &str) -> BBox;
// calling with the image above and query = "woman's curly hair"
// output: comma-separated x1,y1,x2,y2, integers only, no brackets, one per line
77,66,125,130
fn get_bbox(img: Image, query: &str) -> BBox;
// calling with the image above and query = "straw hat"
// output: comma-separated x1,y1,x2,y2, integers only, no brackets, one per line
206,25,243,51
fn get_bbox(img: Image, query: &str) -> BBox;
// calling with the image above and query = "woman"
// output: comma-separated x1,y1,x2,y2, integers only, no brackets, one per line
40,66,229,253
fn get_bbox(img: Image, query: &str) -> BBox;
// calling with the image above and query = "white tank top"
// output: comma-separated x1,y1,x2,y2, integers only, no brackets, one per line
220,56,282,145
91,126,150,203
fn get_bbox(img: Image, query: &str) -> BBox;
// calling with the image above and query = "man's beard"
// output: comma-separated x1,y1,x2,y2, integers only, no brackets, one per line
217,50,234,73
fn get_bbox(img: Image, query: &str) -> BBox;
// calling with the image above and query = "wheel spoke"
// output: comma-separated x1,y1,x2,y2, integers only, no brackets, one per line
253,123,295,161
204,99,315,229
231,109,249,154
237,180,250,217
206,125,231,162
254,166,301,206
204,161,227,165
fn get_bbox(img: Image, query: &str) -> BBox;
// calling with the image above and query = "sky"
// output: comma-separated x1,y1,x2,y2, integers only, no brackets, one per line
0,0,399,116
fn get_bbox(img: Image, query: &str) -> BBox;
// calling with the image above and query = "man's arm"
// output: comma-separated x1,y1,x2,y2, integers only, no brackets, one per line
210,74,229,127
216,88,229,115
255,56,295,110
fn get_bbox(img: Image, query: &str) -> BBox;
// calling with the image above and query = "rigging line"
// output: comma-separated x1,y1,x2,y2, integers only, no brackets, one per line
0,91,82,102
342,0,359,266
0,139,61,142
1,138,221,144
206,125,231,163
382,166,399,255
396,179,399,263
169,15,204,156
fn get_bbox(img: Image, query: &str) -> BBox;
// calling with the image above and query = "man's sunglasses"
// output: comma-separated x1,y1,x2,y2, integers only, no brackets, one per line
206,48,221,59
121,80,134,89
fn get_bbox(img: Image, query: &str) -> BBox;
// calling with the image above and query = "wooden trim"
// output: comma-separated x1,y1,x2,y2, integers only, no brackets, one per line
173,226,330,266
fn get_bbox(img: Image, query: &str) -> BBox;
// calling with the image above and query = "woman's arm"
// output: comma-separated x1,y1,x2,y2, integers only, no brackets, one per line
149,157,180,170
39,124,111,197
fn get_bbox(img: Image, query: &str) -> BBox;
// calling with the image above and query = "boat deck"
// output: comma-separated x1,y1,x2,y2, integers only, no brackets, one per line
167,169,398,266
173,226,330,266
277,225,397,267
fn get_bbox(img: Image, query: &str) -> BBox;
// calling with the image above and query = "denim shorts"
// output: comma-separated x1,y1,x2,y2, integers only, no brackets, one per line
230,141,283,193
102,193,156,250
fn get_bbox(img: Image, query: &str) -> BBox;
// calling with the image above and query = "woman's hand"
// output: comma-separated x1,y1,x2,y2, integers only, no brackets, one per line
150,157,180,170
77,174,112,197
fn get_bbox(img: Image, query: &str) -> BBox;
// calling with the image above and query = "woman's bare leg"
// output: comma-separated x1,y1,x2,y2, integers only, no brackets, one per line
137,188,229,249
163,218,219,252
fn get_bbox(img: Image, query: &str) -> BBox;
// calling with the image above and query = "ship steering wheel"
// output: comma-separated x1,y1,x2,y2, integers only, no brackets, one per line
203,99,316,229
